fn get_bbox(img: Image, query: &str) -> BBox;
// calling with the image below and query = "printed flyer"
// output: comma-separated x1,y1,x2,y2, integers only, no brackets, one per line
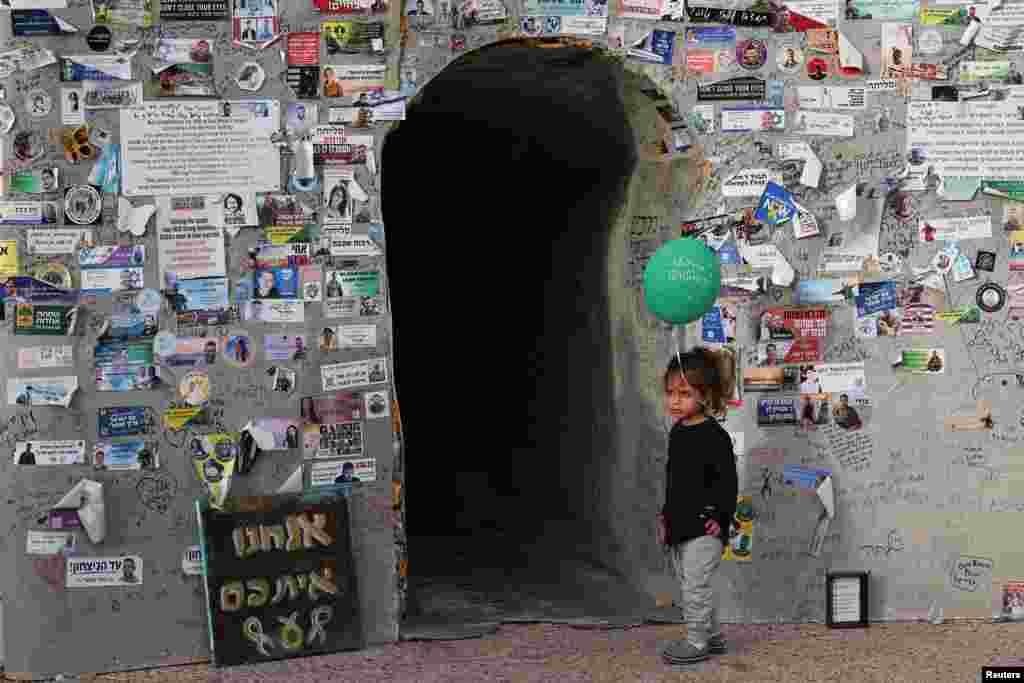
757,396,800,425
310,457,377,486
321,356,388,391
26,228,92,255
303,420,364,459
94,340,158,392
78,244,145,294
149,38,215,97
242,417,301,450
26,530,77,556
896,348,946,373
13,440,86,465
0,201,58,225
93,440,159,470
7,376,78,406
242,299,305,323
100,290,160,340
264,334,308,361
98,406,154,438
17,344,73,369
286,32,320,97
300,392,363,424
14,303,78,335
66,555,144,587
854,280,899,337
156,336,221,367
171,277,230,315
319,324,377,350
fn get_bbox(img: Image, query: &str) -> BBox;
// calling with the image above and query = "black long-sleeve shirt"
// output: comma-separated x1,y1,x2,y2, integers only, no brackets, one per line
661,417,739,547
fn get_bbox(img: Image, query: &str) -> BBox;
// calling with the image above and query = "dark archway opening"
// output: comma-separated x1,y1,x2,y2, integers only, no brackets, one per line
382,42,646,630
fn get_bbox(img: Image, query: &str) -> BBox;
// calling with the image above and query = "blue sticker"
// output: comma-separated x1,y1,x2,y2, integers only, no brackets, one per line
98,406,151,438
754,181,795,226
855,281,897,317
702,305,726,343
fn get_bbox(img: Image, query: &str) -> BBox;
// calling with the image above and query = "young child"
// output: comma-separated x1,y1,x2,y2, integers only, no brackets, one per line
657,347,739,664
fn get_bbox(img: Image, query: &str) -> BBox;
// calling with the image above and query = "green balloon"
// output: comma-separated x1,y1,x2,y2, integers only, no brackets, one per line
642,238,721,324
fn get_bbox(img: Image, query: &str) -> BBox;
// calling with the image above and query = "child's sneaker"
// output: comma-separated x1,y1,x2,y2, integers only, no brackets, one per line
661,640,710,664
708,634,727,654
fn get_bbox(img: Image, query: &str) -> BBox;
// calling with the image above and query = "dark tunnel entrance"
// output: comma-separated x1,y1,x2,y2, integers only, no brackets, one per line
382,42,656,632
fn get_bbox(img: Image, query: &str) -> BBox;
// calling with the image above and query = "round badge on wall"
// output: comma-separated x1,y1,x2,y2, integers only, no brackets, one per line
807,56,829,81
977,282,1007,313
25,89,52,118
736,39,768,71
234,62,266,92
86,25,112,52
776,44,803,74
64,185,102,225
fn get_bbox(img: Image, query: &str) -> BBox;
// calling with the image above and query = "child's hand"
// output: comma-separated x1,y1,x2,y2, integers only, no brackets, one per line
705,519,721,537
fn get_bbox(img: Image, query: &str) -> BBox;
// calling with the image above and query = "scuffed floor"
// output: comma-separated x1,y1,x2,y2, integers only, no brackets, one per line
70,620,1024,683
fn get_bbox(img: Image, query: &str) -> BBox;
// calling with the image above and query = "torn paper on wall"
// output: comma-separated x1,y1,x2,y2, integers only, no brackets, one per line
53,479,106,543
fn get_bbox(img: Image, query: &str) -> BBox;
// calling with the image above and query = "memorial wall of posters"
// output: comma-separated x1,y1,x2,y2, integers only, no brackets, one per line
0,0,408,676
5,0,1024,673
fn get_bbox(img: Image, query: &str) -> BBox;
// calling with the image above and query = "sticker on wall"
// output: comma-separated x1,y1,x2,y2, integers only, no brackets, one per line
268,365,296,395
34,262,72,290
977,282,1007,312
7,376,78,407
736,38,767,70
223,332,255,368
894,348,946,374
182,546,202,575
180,370,211,406
806,55,829,80
87,25,113,51
235,62,266,92
67,556,143,588
721,169,783,197
64,184,102,225
190,432,239,509
98,406,155,438
93,440,159,471
27,530,77,556
364,389,390,419
13,440,86,465
25,88,52,118
976,251,996,272
777,43,804,73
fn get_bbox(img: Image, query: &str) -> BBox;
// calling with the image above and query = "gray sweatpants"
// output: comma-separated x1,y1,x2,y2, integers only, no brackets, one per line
669,535,723,648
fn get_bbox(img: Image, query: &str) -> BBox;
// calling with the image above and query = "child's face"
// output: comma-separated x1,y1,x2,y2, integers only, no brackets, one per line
665,371,703,422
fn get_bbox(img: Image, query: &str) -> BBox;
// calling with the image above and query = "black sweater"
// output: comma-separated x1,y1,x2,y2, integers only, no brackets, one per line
661,417,739,547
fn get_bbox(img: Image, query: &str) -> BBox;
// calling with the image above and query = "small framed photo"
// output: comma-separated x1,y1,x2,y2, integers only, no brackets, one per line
826,571,870,628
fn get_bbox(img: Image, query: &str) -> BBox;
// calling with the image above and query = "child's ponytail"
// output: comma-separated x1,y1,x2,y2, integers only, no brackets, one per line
664,346,735,418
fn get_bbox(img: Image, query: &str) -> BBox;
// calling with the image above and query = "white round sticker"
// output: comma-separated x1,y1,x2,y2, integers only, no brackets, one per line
25,89,52,118
64,185,102,225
